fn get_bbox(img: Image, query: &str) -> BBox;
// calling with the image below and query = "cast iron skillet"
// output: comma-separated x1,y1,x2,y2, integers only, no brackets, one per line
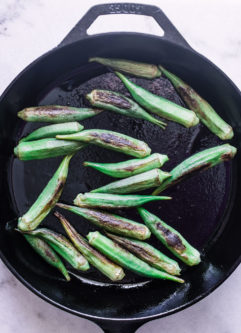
0,3,241,333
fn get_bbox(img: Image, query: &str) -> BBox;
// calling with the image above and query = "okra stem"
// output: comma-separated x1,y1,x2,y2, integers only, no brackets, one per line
18,106,103,123
159,65,234,140
116,71,199,128
56,203,151,240
54,211,125,281
87,231,184,283
152,144,237,195
56,129,151,158
83,153,169,178
18,154,72,231
138,208,201,266
91,169,170,194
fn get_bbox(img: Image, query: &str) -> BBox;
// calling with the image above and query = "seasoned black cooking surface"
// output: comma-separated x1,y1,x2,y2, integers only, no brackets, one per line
10,67,232,285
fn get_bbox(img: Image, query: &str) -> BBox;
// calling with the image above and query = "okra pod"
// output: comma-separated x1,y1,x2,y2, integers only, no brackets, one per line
159,65,234,140
18,106,103,123
106,232,181,276
56,203,151,240
86,90,166,129
116,72,199,128
14,138,86,161
54,211,125,281
21,122,84,142
138,208,201,266
56,129,151,158
87,231,184,283
24,228,89,270
18,154,72,231
83,153,169,178
89,57,161,79
152,144,237,195
73,193,171,209
91,169,171,194
23,234,70,281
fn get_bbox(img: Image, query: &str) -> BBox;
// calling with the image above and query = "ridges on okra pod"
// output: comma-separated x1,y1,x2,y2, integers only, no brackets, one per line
83,153,169,178
20,122,84,142
91,169,171,194
73,193,171,209
23,234,70,281
56,203,151,240
18,106,103,123
87,231,184,283
159,65,234,140
106,232,181,276
14,138,86,161
24,228,89,271
152,144,237,195
89,57,161,79
18,154,72,231
86,90,166,129
116,71,199,128
56,129,151,158
138,208,201,266
54,211,125,281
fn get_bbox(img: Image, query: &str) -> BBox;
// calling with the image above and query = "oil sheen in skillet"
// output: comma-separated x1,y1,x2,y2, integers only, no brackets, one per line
10,67,233,285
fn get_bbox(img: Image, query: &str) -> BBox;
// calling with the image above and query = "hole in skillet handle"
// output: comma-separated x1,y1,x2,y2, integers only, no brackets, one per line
59,3,191,49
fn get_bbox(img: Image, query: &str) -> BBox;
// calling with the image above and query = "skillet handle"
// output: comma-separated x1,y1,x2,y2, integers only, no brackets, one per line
95,320,144,333
60,3,190,48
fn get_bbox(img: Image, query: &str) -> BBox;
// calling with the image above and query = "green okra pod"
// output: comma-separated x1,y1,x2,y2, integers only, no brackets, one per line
83,153,169,178
152,144,237,195
116,72,199,128
18,154,72,231
138,208,201,266
159,65,234,140
24,234,70,281
14,138,86,161
18,106,103,123
87,231,184,283
89,57,161,79
56,129,151,158
21,122,84,142
54,211,125,281
56,203,151,240
106,232,181,276
24,228,89,271
91,168,170,194
73,193,171,209
86,90,166,129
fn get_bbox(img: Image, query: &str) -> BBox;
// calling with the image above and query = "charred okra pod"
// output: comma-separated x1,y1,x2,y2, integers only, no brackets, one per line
83,153,169,178
86,90,166,129
159,65,234,140
91,169,170,194
106,232,181,276
73,193,171,209
18,106,103,123
25,228,89,271
55,211,125,281
21,122,83,142
56,203,151,240
138,208,201,266
14,138,86,161
56,129,151,158
89,57,161,79
116,72,199,128
18,154,72,231
24,234,70,281
87,231,184,283
152,144,237,195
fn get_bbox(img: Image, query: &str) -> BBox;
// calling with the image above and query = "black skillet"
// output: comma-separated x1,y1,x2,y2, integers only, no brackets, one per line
0,3,241,333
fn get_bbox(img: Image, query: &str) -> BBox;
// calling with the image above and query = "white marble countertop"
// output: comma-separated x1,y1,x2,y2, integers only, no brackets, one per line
0,0,241,332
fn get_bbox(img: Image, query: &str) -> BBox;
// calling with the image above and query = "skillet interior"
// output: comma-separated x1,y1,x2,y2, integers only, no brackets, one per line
0,33,241,321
